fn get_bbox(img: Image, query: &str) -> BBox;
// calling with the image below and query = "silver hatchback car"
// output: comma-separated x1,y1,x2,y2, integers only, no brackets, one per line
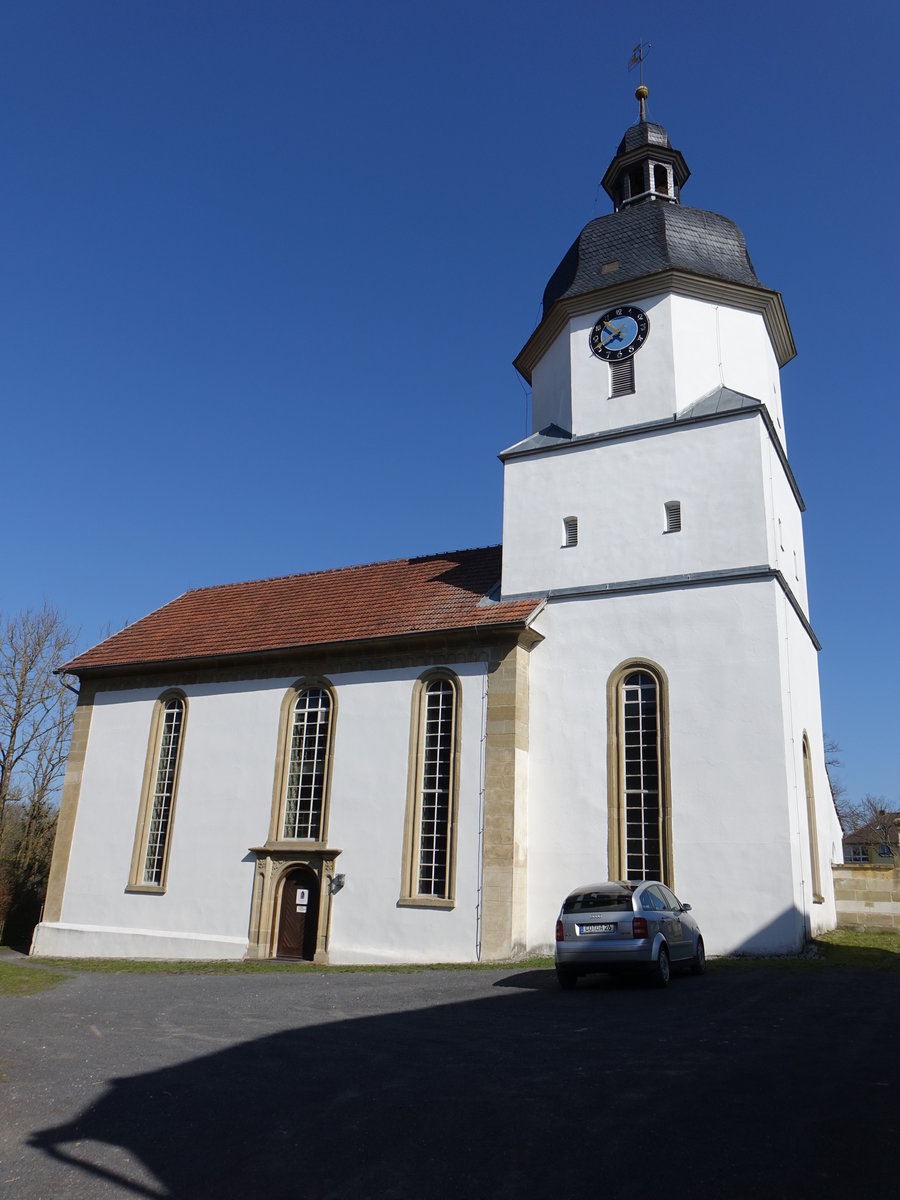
555,880,706,988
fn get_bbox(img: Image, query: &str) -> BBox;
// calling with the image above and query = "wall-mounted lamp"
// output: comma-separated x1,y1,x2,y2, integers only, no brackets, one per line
331,873,346,895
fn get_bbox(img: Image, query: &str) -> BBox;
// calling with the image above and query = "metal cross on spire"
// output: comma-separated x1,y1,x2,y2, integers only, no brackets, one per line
628,39,652,120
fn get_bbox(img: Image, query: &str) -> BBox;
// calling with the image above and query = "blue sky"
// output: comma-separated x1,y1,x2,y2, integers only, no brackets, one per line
1,0,897,807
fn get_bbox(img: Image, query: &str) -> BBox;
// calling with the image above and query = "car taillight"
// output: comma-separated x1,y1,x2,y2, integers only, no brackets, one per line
632,916,649,938
556,919,565,942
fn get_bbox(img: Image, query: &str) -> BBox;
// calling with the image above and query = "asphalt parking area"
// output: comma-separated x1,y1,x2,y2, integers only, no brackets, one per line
1,961,898,1198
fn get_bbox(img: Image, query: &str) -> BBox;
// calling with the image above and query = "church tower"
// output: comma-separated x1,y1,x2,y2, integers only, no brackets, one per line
502,88,841,955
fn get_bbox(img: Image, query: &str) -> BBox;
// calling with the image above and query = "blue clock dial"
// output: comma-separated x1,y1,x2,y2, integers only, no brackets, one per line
589,305,650,361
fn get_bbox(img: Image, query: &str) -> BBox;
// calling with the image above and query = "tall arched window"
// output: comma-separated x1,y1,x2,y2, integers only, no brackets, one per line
802,734,824,904
276,685,335,842
128,691,187,891
400,671,461,906
607,661,672,886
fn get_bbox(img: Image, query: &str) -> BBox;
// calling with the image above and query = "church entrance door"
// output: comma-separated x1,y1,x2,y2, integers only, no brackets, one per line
276,866,320,960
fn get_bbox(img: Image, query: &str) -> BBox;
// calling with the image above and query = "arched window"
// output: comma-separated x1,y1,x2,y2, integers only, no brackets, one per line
128,692,187,891
283,689,332,839
802,734,824,903
400,671,461,906
607,662,672,885
272,683,336,843
653,163,669,196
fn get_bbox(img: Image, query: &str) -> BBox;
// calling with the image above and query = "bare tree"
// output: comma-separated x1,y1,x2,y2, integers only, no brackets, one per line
823,734,856,830
0,606,76,840
0,605,77,941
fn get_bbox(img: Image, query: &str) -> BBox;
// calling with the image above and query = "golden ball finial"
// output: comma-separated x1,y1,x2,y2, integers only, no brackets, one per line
635,83,649,121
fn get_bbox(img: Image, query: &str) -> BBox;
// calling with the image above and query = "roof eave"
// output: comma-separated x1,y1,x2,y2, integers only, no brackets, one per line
60,612,546,681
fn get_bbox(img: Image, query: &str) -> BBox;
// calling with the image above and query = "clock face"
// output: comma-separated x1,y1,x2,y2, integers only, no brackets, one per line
589,305,650,361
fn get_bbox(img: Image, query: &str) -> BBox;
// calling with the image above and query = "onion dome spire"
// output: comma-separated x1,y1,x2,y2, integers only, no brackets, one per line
601,86,691,212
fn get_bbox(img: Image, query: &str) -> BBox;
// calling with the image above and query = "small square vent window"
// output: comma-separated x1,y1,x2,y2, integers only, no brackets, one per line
664,501,682,534
610,359,635,398
562,516,578,548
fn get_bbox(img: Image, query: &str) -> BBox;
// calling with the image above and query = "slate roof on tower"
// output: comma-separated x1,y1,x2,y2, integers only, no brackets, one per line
64,546,542,675
615,119,671,153
541,203,760,317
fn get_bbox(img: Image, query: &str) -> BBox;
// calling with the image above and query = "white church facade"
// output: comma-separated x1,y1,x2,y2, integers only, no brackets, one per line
33,96,842,963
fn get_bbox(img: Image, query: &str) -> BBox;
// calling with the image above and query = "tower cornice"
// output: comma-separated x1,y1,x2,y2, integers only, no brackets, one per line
513,269,796,384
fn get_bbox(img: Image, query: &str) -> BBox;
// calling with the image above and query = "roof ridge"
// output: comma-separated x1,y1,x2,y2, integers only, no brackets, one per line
181,544,503,596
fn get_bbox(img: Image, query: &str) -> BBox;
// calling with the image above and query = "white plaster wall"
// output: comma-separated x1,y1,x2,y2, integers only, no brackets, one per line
759,421,809,614
530,325,573,433
667,294,721,408
36,661,489,962
324,661,487,963
502,414,769,597
53,681,283,945
670,298,785,439
524,579,810,958
775,589,842,938
714,303,786,443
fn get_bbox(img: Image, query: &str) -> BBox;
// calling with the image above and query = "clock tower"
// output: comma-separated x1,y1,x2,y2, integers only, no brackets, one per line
501,89,840,954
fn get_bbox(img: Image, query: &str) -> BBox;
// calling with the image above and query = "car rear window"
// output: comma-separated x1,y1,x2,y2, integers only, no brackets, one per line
564,891,633,914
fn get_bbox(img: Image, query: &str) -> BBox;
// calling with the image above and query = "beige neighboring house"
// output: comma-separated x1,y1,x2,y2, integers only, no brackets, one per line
842,813,900,865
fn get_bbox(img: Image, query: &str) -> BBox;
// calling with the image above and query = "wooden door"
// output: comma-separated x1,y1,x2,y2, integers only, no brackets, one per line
276,867,320,959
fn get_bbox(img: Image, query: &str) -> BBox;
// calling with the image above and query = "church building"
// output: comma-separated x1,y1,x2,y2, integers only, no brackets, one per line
34,91,842,963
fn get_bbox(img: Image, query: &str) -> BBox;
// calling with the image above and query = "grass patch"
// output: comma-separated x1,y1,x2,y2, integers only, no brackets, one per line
0,961,68,996
30,955,556,976
710,929,900,972
817,929,900,951
814,928,900,969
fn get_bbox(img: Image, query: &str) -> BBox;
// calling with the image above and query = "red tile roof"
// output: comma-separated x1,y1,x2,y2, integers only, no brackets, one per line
65,546,541,674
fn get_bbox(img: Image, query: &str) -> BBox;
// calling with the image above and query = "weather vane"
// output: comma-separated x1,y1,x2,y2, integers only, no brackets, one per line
628,39,651,120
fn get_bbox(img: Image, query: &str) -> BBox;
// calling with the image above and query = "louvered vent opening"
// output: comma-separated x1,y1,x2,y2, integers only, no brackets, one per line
563,516,578,548
610,358,635,397
664,501,682,534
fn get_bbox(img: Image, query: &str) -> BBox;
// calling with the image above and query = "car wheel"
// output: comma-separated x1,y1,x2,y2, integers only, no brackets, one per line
652,945,670,988
691,936,706,976
556,967,578,990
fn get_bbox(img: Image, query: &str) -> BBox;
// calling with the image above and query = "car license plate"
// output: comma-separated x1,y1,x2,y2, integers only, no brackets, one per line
581,922,616,934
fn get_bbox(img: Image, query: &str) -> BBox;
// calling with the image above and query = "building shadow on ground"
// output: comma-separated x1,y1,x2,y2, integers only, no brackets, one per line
29,964,900,1199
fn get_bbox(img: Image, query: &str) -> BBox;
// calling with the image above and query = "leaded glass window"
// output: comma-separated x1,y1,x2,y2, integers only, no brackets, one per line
143,697,184,885
282,688,332,840
622,671,661,881
417,678,456,897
